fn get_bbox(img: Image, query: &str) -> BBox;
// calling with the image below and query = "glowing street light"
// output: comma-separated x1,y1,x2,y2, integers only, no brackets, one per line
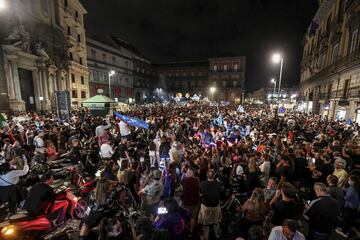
271,53,284,101
270,78,276,101
209,87,216,101
108,70,116,98
0,0,7,10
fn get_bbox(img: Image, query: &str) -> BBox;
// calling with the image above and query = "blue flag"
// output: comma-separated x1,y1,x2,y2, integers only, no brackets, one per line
113,112,149,129
216,113,223,126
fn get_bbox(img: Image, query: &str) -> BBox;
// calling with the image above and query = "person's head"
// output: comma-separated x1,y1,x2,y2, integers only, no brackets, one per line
247,225,263,240
3,138,10,145
348,175,360,191
207,169,216,181
0,162,10,175
186,167,195,177
326,174,339,186
131,161,139,171
95,178,110,205
45,140,54,148
13,134,22,144
280,155,291,165
282,219,299,240
121,137,127,144
250,187,265,203
280,182,295,199
71,138,80,147
314,182,328,197
152,170,161,181
104,218,122,237
134,217,154,239
335,159,346,170
268,177,277,189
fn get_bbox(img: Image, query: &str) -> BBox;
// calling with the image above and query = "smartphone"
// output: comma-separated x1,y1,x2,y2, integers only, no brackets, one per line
157,207,168,215
307,200,310,204
312,158,315,164
21,155,27,161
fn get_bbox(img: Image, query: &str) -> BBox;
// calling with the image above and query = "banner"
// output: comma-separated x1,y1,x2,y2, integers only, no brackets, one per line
54,91,71,123
113,111,149,129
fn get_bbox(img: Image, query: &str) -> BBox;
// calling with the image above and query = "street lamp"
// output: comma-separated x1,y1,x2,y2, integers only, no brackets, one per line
210,87,216,101
39,96,44,112
272,53,284,101
108,70,115,98
270,78,276,101
156,88,162,101
0,0,7,10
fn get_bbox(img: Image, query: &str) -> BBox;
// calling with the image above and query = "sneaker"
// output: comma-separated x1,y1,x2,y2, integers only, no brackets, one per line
335,227,349,238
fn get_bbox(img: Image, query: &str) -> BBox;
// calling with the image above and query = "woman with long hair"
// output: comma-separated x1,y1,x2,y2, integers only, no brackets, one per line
241,188,268,234
80,178,118,237
45,140,58,162
246,157,260,192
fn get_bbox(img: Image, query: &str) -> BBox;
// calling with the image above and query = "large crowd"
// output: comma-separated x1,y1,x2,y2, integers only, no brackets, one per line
0,102,359,240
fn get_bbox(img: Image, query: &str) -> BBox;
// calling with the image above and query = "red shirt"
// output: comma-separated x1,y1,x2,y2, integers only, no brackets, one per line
181,176,200,206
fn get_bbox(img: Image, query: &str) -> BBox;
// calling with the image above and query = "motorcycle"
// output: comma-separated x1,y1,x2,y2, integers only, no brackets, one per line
0,186,87,240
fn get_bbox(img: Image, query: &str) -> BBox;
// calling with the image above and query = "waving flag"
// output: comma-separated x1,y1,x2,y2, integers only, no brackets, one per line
216,113,223,126
113,112,149,129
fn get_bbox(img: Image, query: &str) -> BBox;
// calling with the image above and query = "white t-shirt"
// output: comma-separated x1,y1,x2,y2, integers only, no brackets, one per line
100,143,114,158
268,226,305,240
259,161,271,185
119,121,131,137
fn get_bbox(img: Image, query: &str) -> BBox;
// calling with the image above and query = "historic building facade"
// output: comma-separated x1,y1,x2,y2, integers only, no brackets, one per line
157,60,209,99
300,0,360,122
86,35,134,102
133,54,157,103
156,56,246,101
0,0,69,111
209,57,245,101
57,0,89,107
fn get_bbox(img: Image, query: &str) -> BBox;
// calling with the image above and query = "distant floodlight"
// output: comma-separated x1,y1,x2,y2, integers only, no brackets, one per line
272,53,282,63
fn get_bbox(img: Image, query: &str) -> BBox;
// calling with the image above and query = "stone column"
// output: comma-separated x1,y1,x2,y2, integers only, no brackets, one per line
7,55,25,111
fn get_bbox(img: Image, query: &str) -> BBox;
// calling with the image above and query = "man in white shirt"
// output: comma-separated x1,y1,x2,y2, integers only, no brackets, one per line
95,121,111,137
268,219,305,240
100,140,114,159
259,153,271,187
119,120,131,138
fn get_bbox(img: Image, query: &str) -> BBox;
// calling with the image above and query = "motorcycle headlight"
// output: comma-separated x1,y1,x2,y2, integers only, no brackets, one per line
1,225,15,236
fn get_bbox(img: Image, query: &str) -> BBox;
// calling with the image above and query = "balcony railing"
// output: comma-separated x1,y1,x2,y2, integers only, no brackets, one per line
303,48,360,84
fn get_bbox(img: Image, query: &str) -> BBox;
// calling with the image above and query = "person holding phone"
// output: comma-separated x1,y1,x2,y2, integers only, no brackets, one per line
153,197,185,240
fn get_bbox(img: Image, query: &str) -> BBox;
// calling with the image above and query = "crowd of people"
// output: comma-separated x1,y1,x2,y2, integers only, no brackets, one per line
0,101,359,240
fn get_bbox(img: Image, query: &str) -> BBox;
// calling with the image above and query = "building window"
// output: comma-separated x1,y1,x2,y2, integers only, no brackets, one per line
69,52,73,61
91,49,96,59
64,0,68,7
79,57,83,65
136,67,139,72
71,90,77,98
350,29,358,53
224,64,228,71
234,63,238,71
102,53,106,63
112,56,116,65
198,72,202,76
71,74,75,83
67,26,71,35
81,91,86,99
222,81,227,87
331,43,339,63
125,61,128,67
233,81,238,87
183,71,186,76
81,76,84,85
213,65,217,71
75,10,79,19
77,34,81,43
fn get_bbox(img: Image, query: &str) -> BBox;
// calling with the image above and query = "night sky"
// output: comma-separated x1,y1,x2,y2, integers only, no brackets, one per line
80,0,318,92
